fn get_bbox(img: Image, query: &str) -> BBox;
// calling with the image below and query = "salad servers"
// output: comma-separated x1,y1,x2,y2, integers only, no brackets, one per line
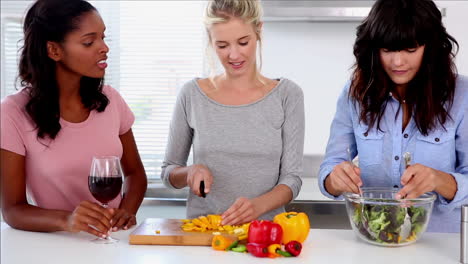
399,152,413,241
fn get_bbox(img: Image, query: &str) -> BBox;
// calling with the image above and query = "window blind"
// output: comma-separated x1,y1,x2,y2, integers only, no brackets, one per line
1,1,206,181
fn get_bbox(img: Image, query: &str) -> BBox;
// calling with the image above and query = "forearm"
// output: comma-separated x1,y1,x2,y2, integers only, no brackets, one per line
2,204,70,232
253,184,293,216
435,170,457,201
119,173,147,215
168,166,189,189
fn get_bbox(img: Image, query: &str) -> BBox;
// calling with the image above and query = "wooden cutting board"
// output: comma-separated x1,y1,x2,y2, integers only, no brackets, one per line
129,218,236,246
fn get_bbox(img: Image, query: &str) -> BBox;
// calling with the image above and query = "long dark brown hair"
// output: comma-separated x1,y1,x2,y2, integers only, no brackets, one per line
19,0,108,139
350,0,458,135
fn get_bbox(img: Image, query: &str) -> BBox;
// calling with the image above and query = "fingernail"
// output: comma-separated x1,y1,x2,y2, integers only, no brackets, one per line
124,226,128,230
395,194,402,199
112,227,118,232
101,234,107,238
110,220,113,224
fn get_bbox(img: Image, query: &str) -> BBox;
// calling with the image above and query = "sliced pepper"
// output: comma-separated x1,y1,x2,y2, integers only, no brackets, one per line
208,214,222,228
231,244,247,253
181,215,248,233
198,216,211,227
226,240,239,251
238,234,248,241
273,212,310,244
211,235,233,251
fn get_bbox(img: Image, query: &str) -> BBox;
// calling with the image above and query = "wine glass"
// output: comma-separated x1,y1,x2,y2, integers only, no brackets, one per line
88,156,123,243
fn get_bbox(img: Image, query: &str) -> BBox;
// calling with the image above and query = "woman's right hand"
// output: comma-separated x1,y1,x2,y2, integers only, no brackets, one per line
65,201,114,238
325,161,362,196
186,164,213,197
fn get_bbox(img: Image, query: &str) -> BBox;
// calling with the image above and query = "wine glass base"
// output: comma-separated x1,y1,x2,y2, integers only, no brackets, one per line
91,236,119,244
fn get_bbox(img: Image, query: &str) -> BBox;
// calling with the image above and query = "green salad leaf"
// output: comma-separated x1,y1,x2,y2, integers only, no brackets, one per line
352,202,427,244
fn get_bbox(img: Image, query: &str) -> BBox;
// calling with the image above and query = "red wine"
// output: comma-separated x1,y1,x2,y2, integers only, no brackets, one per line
88,176,122,204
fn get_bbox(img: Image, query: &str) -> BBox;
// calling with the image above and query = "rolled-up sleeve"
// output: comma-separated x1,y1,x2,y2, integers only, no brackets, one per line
318,82,356,199
277,84,304,200
437,89,468,212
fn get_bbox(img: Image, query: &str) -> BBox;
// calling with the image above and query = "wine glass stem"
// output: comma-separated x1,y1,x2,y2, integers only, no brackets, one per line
100,203,112,239
101,203,114,241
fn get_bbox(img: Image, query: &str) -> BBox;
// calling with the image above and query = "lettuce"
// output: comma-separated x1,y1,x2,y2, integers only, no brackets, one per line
352,202,427,244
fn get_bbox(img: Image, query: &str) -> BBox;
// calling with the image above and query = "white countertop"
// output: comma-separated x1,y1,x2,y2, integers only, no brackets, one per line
1,222,459,264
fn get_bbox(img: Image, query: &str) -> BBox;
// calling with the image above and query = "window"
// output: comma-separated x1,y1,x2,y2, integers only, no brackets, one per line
1,1,30,97
1,1,207,181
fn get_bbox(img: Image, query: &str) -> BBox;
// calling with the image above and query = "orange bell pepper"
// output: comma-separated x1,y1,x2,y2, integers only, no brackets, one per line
211,235,233,251
273,212,310,244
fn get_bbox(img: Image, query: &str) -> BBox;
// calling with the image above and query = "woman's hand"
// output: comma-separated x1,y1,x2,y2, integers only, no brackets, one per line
186,164,213,197
65,201,114,238
110,208,137,231
325,161,362,196
221,197,261,226
396,163,456,200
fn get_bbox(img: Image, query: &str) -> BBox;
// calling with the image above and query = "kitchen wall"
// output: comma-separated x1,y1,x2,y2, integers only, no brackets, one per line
261,0,468,155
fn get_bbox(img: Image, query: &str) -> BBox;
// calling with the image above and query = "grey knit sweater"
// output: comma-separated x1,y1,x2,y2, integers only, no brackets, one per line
161,78,304,220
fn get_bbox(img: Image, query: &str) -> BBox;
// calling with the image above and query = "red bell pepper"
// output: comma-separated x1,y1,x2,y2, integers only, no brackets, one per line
246,243,269,258
247,220,283,245
285,240,302,256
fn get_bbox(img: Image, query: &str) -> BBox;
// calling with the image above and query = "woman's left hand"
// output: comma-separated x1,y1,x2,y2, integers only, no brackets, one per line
221,197,261,226
396,163,445,199
110,208,137,231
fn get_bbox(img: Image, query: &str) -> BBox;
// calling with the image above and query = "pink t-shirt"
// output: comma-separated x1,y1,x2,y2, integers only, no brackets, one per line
1,85,135,211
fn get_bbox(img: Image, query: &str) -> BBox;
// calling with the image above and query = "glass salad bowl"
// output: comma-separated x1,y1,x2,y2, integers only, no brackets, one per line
344,187,436,247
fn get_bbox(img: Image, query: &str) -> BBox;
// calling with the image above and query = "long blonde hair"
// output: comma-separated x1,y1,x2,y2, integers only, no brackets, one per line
204,0,264,85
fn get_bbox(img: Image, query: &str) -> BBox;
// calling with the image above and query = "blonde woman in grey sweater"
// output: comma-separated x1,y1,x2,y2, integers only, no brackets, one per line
161,0,304,226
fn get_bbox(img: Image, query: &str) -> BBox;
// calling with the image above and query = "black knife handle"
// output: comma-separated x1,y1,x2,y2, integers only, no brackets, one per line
200,180,206,198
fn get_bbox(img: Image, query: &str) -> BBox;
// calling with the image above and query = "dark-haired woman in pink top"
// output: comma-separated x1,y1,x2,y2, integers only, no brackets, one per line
1,0,147,239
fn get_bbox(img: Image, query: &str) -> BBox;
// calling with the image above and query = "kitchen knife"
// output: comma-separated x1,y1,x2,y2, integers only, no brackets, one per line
200,180,206,198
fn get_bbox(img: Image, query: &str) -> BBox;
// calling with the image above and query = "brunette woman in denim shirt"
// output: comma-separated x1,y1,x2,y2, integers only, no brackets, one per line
318,0,467,233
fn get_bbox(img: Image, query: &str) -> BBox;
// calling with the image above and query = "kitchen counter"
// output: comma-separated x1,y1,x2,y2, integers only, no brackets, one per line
1,222,459,264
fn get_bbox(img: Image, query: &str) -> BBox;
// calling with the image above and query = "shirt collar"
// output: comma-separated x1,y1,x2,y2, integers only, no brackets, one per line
388,92,406,104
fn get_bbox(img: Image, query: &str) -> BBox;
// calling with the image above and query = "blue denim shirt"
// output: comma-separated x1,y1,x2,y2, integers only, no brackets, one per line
318,75,468,233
